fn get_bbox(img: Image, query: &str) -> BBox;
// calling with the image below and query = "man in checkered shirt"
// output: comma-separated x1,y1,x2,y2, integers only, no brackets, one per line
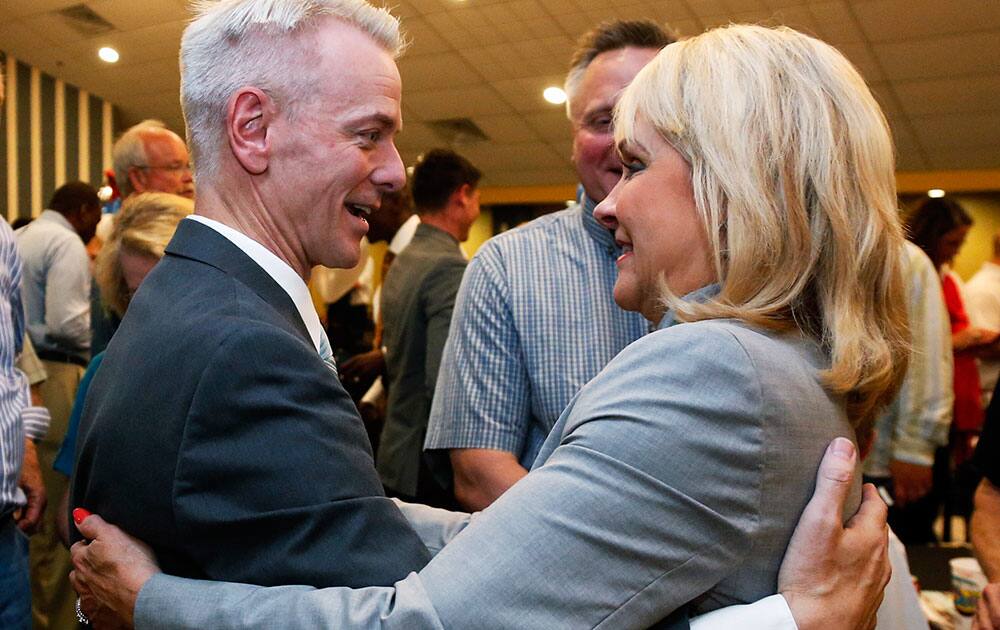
425,20,672,510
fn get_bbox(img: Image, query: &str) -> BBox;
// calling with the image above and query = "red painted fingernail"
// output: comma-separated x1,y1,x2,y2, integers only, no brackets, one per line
72,508,92,525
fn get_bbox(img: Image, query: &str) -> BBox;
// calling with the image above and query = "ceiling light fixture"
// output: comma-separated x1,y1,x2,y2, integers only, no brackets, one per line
543,86,567,105
98,47,119,63
928,188,945,198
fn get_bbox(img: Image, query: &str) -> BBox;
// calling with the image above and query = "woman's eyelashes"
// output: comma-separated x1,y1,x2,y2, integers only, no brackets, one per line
623,159,646,178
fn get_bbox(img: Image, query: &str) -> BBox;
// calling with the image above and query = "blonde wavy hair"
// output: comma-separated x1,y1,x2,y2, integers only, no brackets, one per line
614,24,909,436
96,193,193,317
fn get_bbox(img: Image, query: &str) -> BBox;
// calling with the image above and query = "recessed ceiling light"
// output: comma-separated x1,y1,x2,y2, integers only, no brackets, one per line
98,47,119,63
543,86,567,105
928,188,945,198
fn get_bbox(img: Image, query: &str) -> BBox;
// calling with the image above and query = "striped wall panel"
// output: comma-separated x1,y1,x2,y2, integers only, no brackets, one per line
1,51,120,222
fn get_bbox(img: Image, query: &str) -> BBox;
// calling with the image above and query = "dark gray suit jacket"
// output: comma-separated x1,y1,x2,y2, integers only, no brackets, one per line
377,223,466,498
72,219,430,587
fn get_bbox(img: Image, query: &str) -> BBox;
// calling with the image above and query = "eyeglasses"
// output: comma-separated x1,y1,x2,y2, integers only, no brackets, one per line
136,163,191,174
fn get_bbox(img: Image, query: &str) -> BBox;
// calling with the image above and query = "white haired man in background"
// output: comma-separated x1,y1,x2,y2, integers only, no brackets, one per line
112,120,193,201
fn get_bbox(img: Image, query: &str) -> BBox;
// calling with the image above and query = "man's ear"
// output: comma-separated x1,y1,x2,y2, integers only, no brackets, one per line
227,87,272,175
452,183,473,209
127,167,146,194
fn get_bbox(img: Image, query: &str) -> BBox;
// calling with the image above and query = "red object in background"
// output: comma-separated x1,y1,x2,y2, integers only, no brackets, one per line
943,272,983,440
104,168,120,201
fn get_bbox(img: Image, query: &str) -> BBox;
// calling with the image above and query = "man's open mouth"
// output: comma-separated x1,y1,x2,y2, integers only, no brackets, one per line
347,204,373,218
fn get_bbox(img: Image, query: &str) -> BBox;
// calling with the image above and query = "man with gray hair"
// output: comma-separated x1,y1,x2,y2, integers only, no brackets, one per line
112,120,193,200
92,121,195,354
71,0,430,601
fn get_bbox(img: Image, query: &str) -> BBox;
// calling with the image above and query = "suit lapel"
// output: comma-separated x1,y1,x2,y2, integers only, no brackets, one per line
165,219,313,345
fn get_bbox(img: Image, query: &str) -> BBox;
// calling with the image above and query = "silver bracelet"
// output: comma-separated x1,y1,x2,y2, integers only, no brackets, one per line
75,597,91,625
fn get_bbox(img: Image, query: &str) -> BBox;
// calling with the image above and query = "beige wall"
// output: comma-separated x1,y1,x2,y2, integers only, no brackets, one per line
460,208,493,259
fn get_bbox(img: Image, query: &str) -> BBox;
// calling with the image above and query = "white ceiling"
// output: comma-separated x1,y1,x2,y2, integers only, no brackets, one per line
1,0,999,187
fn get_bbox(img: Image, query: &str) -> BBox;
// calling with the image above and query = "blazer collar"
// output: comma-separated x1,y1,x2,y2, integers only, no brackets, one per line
164,219,312,344
657,284,722,330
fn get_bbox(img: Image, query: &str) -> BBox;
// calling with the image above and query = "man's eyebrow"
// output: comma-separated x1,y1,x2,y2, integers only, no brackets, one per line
352,113,398,129
584,105,612,120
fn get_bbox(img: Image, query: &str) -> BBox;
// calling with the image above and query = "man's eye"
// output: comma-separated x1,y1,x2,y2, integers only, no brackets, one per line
363,130,381,143
589,117,612,132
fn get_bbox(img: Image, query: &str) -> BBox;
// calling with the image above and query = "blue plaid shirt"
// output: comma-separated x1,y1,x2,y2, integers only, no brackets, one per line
425,194,649,467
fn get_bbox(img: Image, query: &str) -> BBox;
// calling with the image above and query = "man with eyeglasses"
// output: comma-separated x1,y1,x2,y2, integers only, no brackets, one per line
90,122,194,354
113,120,194,200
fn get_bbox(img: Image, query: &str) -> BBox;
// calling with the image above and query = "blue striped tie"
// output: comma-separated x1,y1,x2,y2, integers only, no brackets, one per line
318,329,338,378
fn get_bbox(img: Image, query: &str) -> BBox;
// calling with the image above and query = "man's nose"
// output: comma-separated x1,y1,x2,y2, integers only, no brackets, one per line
375,143,406,193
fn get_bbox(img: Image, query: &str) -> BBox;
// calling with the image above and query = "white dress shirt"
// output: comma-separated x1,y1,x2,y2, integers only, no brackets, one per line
185,215,322,354
965,260,1000,405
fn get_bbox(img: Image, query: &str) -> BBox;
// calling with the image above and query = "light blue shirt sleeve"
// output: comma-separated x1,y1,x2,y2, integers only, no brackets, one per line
866,242,953,476
891,243,952,464
388,498,472,556
41,233,92,351
425,245,533,458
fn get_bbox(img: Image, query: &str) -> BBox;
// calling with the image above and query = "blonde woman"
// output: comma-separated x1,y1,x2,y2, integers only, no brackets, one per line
72,25,899,630
94,193,195,320
53,194,193,538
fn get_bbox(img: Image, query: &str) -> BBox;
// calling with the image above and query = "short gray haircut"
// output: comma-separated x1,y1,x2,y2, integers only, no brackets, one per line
181,0,404,180
113,119,168,197
563,20,675,120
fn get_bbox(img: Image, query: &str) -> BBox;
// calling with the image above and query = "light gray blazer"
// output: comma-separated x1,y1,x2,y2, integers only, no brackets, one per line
134,314,860,629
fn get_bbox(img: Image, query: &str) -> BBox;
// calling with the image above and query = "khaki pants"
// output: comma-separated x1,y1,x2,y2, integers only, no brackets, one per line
30,359,83,630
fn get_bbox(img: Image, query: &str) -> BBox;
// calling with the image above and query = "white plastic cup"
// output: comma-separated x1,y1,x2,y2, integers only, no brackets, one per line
950,557,988,616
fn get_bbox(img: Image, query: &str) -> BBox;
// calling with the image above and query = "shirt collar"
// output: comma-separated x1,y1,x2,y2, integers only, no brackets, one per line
578,188,618,254
388,214,421,255
38,209,75,232
415,222,461,246
982,260,1000,275
657,284,723,330
185,215,323,353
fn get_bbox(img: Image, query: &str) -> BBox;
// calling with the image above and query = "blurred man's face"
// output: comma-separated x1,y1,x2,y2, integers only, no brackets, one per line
366,190,411,243
76,203,102,243
569,47,658,203
458,185,480,242
132,132,194,198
